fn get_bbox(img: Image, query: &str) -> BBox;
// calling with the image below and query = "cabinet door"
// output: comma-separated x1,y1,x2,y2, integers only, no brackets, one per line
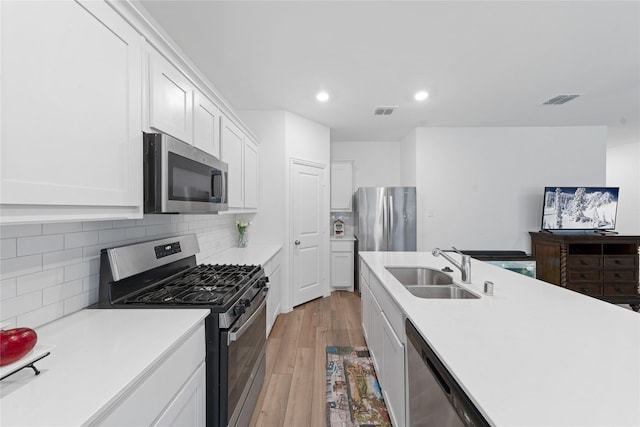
330,162,353,211
331,250,354,290
148,47,193,143
1,0,143,221
368,292,384,381
220,116,244,208
382,313,406,427
243,138,259,209
153,363,206,427
193,90,220,157
267,262,281,336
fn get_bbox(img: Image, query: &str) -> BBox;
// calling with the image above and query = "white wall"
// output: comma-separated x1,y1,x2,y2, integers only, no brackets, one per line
400,130,417,186
606,140,640,234
237,111,287,246
0,215,237,329
416,126,608,252
239,110,331,312
330,140,403,189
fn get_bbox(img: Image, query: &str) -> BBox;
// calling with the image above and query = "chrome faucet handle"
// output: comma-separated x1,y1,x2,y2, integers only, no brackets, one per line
451,246,465,256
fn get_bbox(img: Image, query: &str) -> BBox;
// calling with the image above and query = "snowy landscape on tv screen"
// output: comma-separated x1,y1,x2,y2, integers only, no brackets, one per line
542,187,619,230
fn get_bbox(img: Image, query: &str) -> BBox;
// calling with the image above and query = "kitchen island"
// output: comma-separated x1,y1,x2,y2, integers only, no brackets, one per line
0,308,209,426
360,251,640,426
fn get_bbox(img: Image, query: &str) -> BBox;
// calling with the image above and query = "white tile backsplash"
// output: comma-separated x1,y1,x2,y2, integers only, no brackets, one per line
0,214,238,328
17,268,64,295
1,238,17,260
17,234,64,256
0,254,43,280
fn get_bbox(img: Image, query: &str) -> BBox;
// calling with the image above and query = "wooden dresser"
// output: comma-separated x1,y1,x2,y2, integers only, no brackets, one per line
530,232,640,311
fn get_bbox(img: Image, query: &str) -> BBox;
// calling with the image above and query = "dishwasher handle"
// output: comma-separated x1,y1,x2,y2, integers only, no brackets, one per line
424,351,451,396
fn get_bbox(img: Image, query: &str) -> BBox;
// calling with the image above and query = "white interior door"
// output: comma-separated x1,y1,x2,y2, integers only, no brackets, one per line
291,161,325,307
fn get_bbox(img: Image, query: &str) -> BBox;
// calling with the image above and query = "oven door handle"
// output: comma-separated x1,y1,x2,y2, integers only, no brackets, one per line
228,297,267,344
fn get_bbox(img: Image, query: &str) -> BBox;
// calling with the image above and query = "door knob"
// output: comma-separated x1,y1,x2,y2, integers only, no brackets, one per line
294,240,301,246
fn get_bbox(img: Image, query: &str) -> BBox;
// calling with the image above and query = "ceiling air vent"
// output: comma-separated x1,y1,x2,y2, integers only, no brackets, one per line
542,94,580,105
374,106,398,115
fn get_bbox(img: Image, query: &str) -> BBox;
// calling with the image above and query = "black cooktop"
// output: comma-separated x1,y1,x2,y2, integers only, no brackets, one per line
124,264,261,306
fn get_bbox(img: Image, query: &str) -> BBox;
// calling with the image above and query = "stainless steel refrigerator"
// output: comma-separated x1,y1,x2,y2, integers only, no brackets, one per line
354,187,416,252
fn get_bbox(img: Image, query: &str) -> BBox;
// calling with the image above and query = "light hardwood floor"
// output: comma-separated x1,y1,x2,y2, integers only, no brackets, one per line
249,291,365,427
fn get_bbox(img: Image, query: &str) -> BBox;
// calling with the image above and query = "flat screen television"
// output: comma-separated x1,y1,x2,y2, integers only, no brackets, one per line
541,187,619,231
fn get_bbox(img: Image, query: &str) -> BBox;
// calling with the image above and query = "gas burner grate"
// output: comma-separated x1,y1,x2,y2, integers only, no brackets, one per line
124,264,261,306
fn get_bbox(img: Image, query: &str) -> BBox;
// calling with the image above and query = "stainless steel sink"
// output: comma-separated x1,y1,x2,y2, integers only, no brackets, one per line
385,266,479,299
404,285,479,299
385,266,453,286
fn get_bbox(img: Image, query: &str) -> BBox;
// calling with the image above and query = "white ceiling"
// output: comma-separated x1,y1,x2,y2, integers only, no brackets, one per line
137,1,640,144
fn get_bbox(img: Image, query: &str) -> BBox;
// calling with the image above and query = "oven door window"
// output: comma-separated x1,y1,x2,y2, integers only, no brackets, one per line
168,152,222,203
226,303,266,424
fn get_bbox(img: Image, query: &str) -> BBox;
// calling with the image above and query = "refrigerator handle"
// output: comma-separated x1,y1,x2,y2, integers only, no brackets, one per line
388,195,394,249
382,195,388,250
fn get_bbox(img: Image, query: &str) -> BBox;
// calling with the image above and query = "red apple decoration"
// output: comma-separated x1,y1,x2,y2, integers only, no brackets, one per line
0,327,38,366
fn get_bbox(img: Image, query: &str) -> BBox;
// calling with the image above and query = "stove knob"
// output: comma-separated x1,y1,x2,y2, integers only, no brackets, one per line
255,277,269,289
240,298,251,308
234,304,246,316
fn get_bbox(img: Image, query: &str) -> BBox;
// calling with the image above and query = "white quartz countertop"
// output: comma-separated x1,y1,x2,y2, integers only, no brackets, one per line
0,308,209,426
360,251,640,427
204,244,282,266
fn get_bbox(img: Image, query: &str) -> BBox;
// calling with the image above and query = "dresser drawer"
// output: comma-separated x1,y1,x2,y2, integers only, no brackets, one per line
567,269,602,282
603,256,638,269
567,256,602,269
568,284,603,296
603,269,638,283
603,284,639,297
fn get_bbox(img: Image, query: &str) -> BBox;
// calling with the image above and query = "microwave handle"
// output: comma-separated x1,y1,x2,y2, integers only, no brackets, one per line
221,170,227,203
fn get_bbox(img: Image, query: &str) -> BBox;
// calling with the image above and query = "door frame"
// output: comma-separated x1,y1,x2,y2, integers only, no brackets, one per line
288,158,330,309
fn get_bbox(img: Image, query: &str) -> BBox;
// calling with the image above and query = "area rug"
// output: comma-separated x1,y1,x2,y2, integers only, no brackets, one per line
326,346,391,427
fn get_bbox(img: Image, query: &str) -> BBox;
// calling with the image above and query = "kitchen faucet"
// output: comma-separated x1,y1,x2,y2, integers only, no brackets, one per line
432,247,471,284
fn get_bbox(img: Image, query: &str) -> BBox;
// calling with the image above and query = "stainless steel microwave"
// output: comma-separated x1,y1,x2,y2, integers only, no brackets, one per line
143,132,228,214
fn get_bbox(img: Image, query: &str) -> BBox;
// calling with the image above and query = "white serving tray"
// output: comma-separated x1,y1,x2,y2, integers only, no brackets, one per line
0,344,55,380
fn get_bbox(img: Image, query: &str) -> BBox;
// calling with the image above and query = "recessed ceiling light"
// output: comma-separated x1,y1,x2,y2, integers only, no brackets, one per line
316,91,329,102
414,91,429,101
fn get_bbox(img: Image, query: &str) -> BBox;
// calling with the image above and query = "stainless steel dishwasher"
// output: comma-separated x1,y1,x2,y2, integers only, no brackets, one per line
406,320,490,427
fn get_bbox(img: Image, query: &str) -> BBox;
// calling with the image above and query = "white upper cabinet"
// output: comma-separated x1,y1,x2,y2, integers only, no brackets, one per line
243,139,259,209
221,116,245,208
330,162,353,211
220,115,259,210
0,0,143,223
148,47,194,144
193,90,221,157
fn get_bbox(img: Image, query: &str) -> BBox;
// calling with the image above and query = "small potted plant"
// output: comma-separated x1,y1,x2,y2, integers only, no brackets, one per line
236,221,250,248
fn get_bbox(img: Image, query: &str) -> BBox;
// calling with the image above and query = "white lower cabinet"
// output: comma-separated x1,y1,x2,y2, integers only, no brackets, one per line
0,0,143,223
382,312,405,427
368,290,384,380
361,261,406,427
91,324,206,426
265,249,282,336
331,240,354,290
153,363,206,427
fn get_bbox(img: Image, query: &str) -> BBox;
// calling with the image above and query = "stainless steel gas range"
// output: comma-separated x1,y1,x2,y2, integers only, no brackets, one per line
98,234,268,427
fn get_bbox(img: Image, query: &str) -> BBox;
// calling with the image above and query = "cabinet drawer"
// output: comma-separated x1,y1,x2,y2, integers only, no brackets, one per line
603,269,638,283
567,269,602,282
603,256,638,269
331,240,353,252
360,259,370,285
567,284,603,296
567,256,602,268
603,284,639,297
